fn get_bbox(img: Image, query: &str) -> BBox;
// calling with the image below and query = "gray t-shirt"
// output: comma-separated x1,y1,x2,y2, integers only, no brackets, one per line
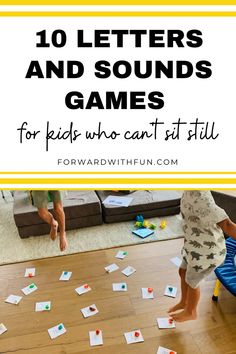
181,191,228,271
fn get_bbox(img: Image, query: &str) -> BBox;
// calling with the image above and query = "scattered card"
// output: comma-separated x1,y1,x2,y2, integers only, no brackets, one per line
75,284,91,295
124,329,144,344
132,228,154,239
164,285,177,298
115,250,128,259
24,268,36,278
89,330,103,346
0,323,7,336
5,295,22,305
170,257,182,267
59,271,72,281
103,195,133,207
48,323,66,339
21,283,38,295
112,283,128,292
157,346,177,354
141,287,154,299
105,263,119,273
81,304,99,318
122,266,136,277
35,301,51,312
157,318,176,329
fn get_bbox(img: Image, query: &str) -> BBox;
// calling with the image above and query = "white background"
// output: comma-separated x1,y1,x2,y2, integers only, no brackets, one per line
0,16,235,172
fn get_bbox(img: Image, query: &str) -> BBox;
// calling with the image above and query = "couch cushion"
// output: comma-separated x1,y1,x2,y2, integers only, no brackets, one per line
211,191,236,224
96,190,182,223
14,190,102,227
17,214,103,238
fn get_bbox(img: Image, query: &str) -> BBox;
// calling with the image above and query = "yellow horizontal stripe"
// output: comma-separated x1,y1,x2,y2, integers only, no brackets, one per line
0,171,236,175
1,178,236,184
1,11,236,16
2,187,236,191
1,1,236,5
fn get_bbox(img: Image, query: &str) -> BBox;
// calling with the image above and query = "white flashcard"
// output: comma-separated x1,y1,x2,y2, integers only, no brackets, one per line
89,330,103,346
21,283,38,295
157,318,176,329
105,263,119,273
124,330,144,344
35,301,51,312
0,323,7,335
164,285,177,298
170,257,182,267
75,284,92,295
48,323,66,339
81,304,99,318
122,266,136,277
112,283,128,292
115,250,128,259
103,195,133,207
142,287,154,299
24,268,36,278
59,271,72,281
157,346,177,354
5,295,22,305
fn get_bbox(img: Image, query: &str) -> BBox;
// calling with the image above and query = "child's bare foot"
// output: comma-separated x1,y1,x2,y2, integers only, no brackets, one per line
171,309,197,322
50,219,58,241
60,233,68,252
168,302,185,314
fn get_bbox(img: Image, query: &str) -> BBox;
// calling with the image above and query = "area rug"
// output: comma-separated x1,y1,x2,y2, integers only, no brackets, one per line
0,192,183,265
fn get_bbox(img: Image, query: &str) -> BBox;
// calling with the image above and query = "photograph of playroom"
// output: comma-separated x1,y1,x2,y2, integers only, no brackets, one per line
0,190,236,353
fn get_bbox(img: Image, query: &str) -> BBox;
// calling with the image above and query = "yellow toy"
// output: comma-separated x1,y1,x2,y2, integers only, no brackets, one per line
143,220,150,228
134,215,157,230
160,220,167,229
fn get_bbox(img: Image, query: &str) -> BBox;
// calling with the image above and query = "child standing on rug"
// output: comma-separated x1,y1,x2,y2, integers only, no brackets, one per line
31,190,67,252
168,190,236,322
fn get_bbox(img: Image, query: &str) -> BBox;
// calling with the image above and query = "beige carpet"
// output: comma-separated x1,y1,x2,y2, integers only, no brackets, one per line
0,192,183,265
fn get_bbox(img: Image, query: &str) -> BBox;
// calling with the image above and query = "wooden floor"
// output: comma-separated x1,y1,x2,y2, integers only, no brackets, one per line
0,238,236,354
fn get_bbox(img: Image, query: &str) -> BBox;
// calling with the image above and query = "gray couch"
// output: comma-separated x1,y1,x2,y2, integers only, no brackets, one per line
211,191,236,224
13,190,182,238
96,190,182,223
13,191,103,238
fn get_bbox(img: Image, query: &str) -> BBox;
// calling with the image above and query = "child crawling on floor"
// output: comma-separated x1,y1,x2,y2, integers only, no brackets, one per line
168,190,236,322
